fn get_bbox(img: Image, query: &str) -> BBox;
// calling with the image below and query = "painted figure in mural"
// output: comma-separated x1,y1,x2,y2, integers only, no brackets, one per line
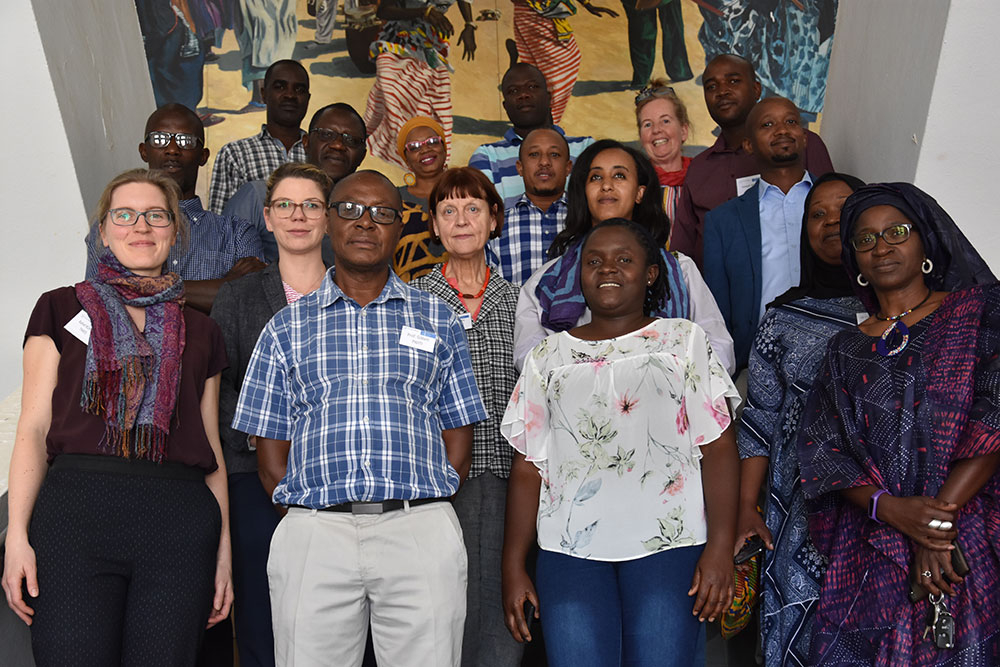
798,183,999,665
3,168,233,666
233,0,298,109
224,103,369,263
703,96,815,371
697,0,838,116
394,117,451,282
509,0,618,123
232,170,486,667
212,162,334,667
209,60,311,213
489,127,573,285
621,0,691,88
634,81,692,229
135,0,208,113
671,54,833,267
363,0,477,169
410,167,525,667
512,139,736,376
469,63,593,210
85,104,265,314
736,172,865,667
502,218,741,666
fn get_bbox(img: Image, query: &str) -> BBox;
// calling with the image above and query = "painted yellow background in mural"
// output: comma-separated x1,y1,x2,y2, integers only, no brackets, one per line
195,0,736,200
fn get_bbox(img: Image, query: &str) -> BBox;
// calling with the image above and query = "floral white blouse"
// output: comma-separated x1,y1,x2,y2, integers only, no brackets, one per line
501,318,740,561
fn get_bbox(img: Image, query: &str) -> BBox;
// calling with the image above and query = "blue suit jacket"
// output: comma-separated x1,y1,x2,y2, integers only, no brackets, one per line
702,182,762,371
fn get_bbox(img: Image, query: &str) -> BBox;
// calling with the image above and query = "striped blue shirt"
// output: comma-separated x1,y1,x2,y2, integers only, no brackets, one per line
232,269,488,508
469,126,592,210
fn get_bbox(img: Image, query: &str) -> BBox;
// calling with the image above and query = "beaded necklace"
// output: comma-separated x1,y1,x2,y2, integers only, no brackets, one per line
874,289,932,356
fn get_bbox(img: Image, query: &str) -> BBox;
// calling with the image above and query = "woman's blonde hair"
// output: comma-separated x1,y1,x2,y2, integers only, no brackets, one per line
265,162,335,206
92,168,188,249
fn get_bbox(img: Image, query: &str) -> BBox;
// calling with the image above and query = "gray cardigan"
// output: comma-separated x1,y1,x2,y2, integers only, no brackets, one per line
209,263,289,475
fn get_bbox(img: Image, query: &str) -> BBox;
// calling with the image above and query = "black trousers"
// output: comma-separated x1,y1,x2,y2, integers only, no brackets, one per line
29,455,221,667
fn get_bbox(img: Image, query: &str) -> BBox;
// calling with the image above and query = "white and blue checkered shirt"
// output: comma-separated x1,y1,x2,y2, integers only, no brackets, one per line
232,269,488,508
488,193,568,286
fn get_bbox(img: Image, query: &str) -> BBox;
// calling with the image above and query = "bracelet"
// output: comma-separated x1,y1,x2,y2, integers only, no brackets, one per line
464,21,477,29
869,488,890,524
423,5,433,18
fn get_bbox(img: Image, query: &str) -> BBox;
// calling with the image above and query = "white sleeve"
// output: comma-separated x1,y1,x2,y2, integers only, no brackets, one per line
677,252,736,376
513,260,557,372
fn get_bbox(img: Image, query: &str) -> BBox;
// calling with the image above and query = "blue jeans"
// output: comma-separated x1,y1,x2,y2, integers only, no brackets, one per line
536,545,706,667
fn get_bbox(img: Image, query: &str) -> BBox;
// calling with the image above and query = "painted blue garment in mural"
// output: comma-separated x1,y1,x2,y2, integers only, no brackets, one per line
697,0,838,114
737,295,861,666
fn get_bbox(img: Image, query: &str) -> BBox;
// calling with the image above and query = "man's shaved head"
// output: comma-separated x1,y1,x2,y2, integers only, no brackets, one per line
144,103,204,142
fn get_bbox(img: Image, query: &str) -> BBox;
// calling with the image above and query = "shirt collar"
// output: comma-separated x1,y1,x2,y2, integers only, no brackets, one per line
757,171,813,201
504,124,567,146
180,196,206,223
257,124,307,146
513,191,567,212
318,267,410,308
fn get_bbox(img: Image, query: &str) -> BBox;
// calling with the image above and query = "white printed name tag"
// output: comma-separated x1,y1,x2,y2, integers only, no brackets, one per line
64,310,92,345
400,325,436,352
458,313,473,330
736,174,761,197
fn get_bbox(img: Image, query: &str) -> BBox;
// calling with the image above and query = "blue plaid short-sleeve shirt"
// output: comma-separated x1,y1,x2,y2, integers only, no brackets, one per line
232,269,488,508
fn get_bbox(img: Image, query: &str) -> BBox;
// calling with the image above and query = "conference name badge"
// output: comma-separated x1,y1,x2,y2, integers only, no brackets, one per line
400,325,436,352
65,310,92,345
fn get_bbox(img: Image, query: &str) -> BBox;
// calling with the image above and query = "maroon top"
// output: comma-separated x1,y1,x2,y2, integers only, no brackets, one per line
670,129,834,268
25,287,228,472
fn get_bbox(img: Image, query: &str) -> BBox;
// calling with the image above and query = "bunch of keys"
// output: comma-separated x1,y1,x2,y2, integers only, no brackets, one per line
923,593,955,649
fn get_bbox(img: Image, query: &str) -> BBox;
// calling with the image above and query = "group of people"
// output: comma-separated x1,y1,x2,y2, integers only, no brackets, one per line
2,48,999,667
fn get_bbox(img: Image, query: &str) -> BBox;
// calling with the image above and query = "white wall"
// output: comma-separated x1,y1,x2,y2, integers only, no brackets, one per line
0,0,153,398
913,0,1000,270
821,0,1000,273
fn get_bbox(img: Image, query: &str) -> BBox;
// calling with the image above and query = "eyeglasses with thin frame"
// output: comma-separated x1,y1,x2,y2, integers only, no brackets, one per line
404,135,444,153
145,131,203,150
634,85,675,105
309,127,365,149
108,208,175,227
269,199,328,220
850,223,913,252
329,201,400,225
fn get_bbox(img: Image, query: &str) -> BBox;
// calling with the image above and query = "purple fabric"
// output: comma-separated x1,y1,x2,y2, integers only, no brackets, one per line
797,284,1000,665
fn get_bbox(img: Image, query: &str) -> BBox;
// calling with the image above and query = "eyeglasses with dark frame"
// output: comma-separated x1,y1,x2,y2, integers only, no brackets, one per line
309,127,365,149
404,135,444,154
329,201,400,226
634,85,675,105
145,131,203,150
269,199,328,220
107,208,175,227
850,223,914,252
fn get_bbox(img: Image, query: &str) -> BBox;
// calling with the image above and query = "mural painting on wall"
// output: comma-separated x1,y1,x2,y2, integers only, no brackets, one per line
135,0,838,188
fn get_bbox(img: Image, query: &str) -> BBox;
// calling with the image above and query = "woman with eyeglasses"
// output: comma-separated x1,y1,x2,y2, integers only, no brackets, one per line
795,183,1000,664
634,81,691,230
394,116,450,281
2,169,233,665
208,162,333,666
410,167,523,666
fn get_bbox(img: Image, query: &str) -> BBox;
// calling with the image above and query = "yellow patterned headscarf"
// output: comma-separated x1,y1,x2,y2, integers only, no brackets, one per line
396,116,446,160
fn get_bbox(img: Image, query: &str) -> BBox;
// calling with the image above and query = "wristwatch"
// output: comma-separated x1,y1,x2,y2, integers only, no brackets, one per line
868,488,890,524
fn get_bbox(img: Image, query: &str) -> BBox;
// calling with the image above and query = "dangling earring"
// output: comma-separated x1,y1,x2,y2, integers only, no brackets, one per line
403,173,416,187
857,273,869,287
922,258,934,274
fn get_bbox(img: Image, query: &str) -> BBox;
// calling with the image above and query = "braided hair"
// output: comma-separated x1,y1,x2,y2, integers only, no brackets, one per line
580,218,669,317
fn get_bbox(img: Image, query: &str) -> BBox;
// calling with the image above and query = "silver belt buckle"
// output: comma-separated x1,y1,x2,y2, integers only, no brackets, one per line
350,502,385,515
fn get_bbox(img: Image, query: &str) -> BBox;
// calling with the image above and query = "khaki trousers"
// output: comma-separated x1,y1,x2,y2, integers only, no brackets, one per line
268,502,468,667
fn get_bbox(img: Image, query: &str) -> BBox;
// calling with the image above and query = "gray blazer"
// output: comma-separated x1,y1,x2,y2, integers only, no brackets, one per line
210,263,289,475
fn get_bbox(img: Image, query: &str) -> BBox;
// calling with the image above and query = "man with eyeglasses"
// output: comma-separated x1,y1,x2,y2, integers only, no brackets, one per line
223,103,368,263
85,104,264,313
670,54,834,268
702,96,814,371
209,60,311,214
233,170,486,667
469,63,592,209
